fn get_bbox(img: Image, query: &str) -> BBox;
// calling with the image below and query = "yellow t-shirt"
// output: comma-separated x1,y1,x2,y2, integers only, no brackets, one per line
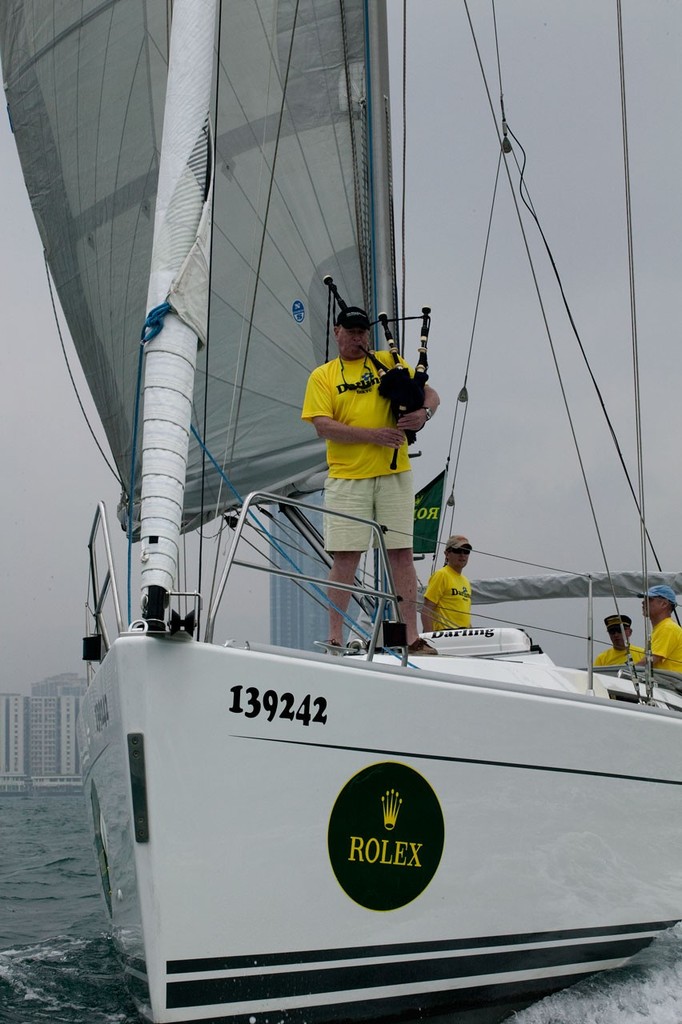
301,352,413,478
594,644,644,667
650,617,682,672
423,566,472,629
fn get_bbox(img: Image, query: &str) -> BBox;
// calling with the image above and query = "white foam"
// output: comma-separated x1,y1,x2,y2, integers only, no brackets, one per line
511,923,682,1023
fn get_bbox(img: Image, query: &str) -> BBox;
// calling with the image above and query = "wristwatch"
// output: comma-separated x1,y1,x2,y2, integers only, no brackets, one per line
423,407,432,421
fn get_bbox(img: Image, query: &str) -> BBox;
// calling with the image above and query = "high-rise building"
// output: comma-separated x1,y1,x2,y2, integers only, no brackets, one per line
0,674,87,794
31,672,87,698
0,694,29,792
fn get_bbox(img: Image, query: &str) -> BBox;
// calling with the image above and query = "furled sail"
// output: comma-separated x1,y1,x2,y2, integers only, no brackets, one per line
470,571,682,605
0,1,389,530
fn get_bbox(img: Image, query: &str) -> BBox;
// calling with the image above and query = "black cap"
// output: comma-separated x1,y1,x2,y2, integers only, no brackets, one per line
605,614,631,630
336,306,370,331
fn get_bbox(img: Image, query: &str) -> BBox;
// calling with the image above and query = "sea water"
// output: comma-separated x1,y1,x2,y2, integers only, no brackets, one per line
2,796,682,1024
1,796,136,1023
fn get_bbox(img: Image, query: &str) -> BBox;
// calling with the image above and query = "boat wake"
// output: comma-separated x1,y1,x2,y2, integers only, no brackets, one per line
0,934,137,1024
510,922,682,1023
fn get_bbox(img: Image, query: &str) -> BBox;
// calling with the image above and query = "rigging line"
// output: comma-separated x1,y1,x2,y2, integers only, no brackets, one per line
197,5,224,635
440,153,503,560
471,608,593,645
385,98,401,349
491,0,511,154
400,0,407,344
42,252,121,485
505,128,666,577
225,0,302,471
204,13,270,515
441,399,470,551
489,3,664,578
467,2,667,633
206,512,229,620
206,23,274,511
204,6,359,469
463,2,618,605
615,0,658,631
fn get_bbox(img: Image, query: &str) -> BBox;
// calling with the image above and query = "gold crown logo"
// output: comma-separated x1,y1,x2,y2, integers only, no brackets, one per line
381,789,403,831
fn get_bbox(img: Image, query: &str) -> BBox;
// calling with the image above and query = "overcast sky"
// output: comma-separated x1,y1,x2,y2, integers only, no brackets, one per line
2,1,681,693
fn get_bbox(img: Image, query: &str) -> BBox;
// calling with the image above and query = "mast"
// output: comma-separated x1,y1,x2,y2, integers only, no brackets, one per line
139,0,217,630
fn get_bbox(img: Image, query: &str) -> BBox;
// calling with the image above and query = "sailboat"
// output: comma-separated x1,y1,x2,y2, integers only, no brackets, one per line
3,3,682,1024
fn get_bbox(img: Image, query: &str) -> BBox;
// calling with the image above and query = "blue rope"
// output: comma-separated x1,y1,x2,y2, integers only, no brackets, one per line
141,301,172,342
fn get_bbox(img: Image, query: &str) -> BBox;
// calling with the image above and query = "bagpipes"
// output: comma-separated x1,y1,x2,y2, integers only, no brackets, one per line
324,275,431,470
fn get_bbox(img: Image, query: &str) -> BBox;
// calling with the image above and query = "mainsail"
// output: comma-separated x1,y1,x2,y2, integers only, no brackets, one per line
0,1,392,532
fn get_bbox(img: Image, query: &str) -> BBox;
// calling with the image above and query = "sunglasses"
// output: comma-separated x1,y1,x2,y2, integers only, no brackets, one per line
607,626,629,635
447,547,471,555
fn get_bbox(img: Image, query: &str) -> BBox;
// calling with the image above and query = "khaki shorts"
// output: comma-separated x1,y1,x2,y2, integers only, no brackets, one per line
323,472,415,551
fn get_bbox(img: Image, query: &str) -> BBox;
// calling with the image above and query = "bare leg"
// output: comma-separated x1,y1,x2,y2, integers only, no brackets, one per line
328,550,362,643
387,548,419,644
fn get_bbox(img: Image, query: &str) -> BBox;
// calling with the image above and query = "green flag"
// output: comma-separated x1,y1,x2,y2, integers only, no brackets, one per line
413,471,445,554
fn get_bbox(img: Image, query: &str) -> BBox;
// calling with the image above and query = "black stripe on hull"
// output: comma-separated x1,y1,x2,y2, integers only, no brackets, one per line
167,919,675,974
166,933,655,1010
162,969,622,1024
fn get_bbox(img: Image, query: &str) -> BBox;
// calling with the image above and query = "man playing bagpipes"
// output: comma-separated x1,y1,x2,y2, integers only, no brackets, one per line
301,282,440,655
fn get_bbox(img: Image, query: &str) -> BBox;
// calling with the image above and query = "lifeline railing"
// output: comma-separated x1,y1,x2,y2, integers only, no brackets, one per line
85,501,125,659
83,492,410,667
204,491,408,663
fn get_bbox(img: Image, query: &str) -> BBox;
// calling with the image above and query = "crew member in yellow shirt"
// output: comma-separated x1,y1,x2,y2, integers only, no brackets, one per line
637,585,682,672
302,304,440,655
421,535,472,631
593,614,644,667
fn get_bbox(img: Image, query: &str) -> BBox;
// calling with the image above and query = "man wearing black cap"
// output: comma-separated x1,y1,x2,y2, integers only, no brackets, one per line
594,614,643,667
302,305,440,654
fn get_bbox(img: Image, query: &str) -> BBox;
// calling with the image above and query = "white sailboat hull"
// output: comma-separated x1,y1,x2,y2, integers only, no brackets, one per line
78,635,682,1024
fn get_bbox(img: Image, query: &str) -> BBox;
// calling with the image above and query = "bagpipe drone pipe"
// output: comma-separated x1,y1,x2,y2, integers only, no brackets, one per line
324,275,431,470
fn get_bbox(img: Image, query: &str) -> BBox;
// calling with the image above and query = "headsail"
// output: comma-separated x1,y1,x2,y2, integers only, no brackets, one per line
140,0,217,611
0,1,391,532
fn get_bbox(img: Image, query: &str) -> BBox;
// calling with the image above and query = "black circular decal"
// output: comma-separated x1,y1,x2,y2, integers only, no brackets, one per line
328,761,445,911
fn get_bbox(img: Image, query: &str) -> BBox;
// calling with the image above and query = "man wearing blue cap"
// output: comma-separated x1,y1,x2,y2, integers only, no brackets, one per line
636,585,682,673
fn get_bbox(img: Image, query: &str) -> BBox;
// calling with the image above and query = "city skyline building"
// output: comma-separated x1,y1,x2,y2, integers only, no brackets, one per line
0,673,87,794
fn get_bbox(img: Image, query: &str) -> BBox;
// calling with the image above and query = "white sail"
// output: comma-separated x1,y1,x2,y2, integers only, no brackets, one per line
0,1,386,531
139,0,216,602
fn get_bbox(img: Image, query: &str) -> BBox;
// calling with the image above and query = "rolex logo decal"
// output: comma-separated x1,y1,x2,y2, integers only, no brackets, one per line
328,762,445,911
381,789,402,830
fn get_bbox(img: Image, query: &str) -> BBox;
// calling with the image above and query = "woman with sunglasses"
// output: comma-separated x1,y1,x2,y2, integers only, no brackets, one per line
421,535,473,633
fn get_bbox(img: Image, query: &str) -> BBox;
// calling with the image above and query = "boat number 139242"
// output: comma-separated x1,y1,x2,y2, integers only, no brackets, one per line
229,685,328,726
